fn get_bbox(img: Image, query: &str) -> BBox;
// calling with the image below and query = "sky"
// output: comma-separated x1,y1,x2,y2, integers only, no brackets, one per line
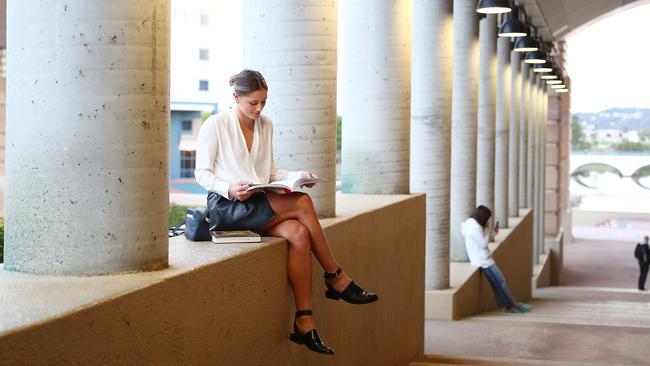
566,3,650,113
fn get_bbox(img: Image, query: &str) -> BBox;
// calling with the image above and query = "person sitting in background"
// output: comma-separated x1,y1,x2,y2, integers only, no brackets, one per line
461,205,532,313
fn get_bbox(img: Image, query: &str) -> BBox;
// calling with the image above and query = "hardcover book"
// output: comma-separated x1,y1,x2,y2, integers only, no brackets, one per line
210,230,261,244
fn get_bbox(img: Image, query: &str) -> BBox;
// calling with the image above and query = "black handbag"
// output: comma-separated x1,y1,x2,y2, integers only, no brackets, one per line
183,207,212,241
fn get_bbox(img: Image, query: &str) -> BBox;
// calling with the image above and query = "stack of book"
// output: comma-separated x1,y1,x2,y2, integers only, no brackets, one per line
210,230,261,244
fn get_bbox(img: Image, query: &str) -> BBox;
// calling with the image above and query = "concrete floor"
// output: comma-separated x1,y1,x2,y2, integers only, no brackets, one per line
424,231,650,365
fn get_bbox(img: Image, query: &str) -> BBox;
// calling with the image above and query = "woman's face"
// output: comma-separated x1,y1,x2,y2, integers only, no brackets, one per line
235,89,267,121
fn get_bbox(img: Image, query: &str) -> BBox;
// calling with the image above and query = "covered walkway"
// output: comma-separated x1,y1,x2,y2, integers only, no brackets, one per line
419,230,650,366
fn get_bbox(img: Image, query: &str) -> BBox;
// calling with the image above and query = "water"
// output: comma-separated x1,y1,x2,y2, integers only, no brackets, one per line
570,152,650,212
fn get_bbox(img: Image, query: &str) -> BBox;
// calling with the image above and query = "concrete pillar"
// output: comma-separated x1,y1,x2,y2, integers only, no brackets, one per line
508,51,520,217
476,14,496,227
526,68,535,208
494,37,509,228
450,0,479,262
518,62,529,209
0,71,5,216
531,73,540,265
539,87,547,252
341,0,411,194
411,0,453,290
5,1,171,275
243,0,337,217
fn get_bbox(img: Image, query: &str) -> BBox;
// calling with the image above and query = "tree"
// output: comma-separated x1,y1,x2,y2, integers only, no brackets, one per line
572,115,591,151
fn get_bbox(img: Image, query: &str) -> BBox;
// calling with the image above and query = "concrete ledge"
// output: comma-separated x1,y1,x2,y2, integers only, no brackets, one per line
0,193,425,365
533,253,552,288
425,209,533,320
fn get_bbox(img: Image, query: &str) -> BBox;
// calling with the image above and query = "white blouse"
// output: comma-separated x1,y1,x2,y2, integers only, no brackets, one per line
194,110,300,199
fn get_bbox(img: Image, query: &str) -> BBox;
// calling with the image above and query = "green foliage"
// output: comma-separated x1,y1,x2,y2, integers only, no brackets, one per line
336,115,342,154
169,205,190,228
0,217,4,263
201,111,213,122
612,141,650,152
572,115,591,151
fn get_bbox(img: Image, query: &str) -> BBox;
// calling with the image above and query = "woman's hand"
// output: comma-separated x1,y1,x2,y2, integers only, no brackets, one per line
228,180,259,201
300,171,318,188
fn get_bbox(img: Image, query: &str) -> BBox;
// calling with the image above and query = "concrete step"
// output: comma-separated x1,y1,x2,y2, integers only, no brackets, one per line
412,354,612,366
473,286,650,328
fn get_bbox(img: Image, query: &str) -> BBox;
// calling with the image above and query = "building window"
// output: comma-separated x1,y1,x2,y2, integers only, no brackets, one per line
199,48,210,61
199,80,209,91
181,120,192,132
200,14,209,26
180,151,196,178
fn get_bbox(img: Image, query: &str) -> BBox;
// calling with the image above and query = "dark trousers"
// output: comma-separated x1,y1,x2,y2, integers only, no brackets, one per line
639,260,649,290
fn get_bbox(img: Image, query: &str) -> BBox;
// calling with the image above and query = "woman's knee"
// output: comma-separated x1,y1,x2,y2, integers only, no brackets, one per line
294,192,315,214
286,222,311,250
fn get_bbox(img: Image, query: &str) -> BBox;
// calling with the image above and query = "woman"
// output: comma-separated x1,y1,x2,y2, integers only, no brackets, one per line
461,205,532,313
195,69,378,355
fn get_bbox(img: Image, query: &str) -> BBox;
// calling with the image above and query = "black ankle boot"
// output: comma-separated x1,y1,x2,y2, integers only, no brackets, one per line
324,267,379,304
288,310,334,355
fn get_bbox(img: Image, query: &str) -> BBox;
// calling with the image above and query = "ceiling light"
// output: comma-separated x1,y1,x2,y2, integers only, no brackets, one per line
476,0,511,14
546,80,563,85
513,37,538,52
524,50,546,64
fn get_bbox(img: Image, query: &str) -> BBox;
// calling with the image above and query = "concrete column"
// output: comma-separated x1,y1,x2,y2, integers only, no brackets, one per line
531,73,540,265
539,87,547,253
476,15,496,228
0,72,5,216
244,0,337,217
518,62,529,209
411,0,453,290
508,51,520,217
494,37,509,228
526,68,536,208
342,0,411,194
5,1,170,275
450,0,479,262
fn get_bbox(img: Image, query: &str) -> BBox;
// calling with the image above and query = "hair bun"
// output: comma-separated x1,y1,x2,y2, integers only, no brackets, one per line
229,75,236,87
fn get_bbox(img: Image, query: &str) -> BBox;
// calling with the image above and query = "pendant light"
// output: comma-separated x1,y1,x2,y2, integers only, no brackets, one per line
524,49,546,64
541,68,559,80
533,61,553,73
476,0,511,14
499,7,527,37
546,80,563,85
514,36,538,52
555,88,569,93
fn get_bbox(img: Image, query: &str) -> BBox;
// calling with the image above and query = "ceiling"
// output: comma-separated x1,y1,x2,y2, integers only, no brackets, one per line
517,0,648,41
0,1,647,51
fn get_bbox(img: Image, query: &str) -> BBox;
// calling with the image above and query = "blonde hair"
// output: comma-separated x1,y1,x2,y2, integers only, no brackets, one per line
229,69,268,96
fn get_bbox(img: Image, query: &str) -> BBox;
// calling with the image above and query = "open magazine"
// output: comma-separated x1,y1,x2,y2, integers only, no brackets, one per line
246,177,321,194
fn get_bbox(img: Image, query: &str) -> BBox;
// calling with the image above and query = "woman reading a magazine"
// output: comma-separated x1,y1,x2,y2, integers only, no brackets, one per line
195,69,378,355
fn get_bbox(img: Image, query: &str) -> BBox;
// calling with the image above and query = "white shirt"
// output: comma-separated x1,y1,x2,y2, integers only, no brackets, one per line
194,110,300,199
461,217,495,268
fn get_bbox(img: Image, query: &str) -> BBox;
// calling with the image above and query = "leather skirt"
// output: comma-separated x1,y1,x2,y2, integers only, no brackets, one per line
207,191,276,232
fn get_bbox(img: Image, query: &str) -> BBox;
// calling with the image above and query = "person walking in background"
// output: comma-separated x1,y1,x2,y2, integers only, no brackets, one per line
461,205,532,313
634,235,649,291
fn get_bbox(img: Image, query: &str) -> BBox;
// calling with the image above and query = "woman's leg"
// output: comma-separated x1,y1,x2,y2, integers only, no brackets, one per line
261,192,352,292
264,218,315,334
482,265,515,308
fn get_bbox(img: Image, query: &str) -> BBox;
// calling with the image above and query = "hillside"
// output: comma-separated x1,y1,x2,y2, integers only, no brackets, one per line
574,108,650,131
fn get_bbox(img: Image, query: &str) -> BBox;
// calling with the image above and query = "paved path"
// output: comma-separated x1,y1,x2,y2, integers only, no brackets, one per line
419,229,650,366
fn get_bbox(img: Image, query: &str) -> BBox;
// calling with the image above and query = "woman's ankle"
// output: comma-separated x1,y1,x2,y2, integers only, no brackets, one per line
295,315,315,333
